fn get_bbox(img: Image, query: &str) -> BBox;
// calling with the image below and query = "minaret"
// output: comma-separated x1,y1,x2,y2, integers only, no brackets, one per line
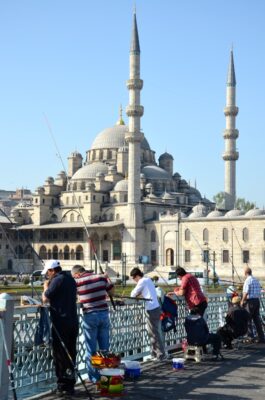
124,11,144,264
222,49,239,210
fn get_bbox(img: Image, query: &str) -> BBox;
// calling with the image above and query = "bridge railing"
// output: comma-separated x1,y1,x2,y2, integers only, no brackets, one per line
1,293,265,399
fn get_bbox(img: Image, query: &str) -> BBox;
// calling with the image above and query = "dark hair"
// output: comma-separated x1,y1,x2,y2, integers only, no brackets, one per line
175,267,186,277
130,267,143,278
53,266,62,273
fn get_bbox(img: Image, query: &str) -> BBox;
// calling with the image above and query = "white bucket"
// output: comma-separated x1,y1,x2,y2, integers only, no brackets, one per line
172,358,185,370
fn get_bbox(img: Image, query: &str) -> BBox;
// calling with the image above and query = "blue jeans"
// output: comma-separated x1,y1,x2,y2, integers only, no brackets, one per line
83,310,110,382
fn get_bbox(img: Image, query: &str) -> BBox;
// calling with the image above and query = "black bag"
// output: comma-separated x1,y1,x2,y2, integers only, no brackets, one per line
160,296,178,333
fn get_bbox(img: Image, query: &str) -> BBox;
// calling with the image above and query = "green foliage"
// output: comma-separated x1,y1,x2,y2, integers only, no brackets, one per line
213,192,255,211
23,277,30,285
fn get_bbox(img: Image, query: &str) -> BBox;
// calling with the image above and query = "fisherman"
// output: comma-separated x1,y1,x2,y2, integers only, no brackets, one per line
185,307,223,361
217,296,249,348
241,267,265,343
41,260,78,397
169,267,207,316
130,267,167,361
71,264,114,384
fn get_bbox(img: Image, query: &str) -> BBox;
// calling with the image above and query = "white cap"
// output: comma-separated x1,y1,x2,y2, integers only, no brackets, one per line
41,259,61,275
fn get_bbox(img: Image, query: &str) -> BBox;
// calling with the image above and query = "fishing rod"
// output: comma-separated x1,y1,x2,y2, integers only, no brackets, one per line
43,114,116,310
114,295,151,301
0,211,93,399
0,317,17,400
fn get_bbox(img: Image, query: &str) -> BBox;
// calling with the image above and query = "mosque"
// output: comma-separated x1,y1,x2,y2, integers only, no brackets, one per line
2,13,265,279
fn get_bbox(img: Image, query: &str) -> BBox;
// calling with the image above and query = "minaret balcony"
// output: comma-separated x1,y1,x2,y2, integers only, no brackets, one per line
224,106,239,116
126,79,143,90
126,105,144,117
222,151,239,161
125,130,144,143
223,129,239,139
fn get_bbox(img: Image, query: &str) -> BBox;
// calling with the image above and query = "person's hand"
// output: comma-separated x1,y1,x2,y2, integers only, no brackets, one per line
43,280,49,291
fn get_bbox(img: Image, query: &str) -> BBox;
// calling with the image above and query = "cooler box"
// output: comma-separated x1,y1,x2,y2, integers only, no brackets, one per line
123,360,141,379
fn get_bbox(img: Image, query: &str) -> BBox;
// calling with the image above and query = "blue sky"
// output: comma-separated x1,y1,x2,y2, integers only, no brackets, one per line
1,0,265,207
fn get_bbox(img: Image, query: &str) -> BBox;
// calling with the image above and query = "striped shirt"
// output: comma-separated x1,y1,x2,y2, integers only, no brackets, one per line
75,272,113,313
243,275,261,299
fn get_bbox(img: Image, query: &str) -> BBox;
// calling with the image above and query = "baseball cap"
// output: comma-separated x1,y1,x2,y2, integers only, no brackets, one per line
41,259,60,275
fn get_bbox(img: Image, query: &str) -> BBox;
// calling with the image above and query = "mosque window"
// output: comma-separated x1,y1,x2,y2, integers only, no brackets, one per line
99,150,103,159
222,250,229,263
59,250,63,260
222,228,229,242
42,199,45,204
63,231,69,239
93,195,96,201
70,249,75,260
185,229,190,241
203,228,209,243
39,246,47,260
64,245,70,260
47,249,52,259
185,250,191,263
151,250,157,264
107,150,111,159
77,214,81,222
35,198,38,204
52,245,58,259
70,213,74,222
151,230,156,242
72,196,75,205
242,228,249,242
81,182,85,190
124,194,128,202
116,214,120,220
103,250,109,262
203,250,209,263
66,197,69,205
76,245,83,260
242,250,249,264
78,196,81,204
113,240,121,260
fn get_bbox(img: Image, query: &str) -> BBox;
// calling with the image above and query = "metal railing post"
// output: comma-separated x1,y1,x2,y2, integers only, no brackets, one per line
0,293,15,400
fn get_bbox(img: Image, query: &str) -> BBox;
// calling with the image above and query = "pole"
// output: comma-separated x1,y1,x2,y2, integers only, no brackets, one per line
231,228,235,284
0,318,17,400
213,251,216,288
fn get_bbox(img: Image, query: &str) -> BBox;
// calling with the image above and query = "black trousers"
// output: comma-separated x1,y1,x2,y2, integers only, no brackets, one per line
206,333,222,355
51,319,78,391
217,325,234,346
245,298,265,341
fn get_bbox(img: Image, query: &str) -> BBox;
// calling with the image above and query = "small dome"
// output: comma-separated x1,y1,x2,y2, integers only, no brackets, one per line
207,209,224,218
142,165,171,180
158,152,174,161
45,176,54,184
162,192,175,200
113,179,128,192
225,209,244,217
71,162,108,181
245,208,264,217
189,203,208,218
69,151,82,158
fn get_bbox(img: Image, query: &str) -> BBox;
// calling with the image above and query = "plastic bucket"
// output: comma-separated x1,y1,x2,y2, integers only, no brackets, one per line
99,368,124,396
122,360,141,379
172,358,185,370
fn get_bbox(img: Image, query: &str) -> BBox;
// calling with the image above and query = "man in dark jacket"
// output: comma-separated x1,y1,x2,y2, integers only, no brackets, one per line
217,296,249,348
185,307,223,360
42,260,78,397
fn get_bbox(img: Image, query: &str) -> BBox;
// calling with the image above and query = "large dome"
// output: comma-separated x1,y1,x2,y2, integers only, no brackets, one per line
142,165,171,180
90,124,151,150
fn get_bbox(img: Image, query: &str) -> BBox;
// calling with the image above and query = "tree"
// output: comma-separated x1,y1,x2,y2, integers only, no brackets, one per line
213,192,255,211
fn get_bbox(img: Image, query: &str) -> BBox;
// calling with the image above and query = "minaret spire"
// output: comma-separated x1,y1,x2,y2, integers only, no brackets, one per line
222,49,239,210
124,11,144,264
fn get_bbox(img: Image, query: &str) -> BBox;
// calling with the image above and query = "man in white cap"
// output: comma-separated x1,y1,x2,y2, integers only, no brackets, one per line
217,296,249,348
42,260,78,397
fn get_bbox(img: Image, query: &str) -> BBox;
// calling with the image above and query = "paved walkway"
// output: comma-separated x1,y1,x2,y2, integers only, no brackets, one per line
25,342,265,400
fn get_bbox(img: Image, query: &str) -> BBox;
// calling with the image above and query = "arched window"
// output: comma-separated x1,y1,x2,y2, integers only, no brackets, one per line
70,213,75,222
243,228,249,242
64,245,70,260
52,245,58,259
124,194,128,202
185,229,190,241
59,250,63,260
223,228,229,242
24,245,33,259
70,249,75,260
99,150,103,159
15,245,23,259
76,245,84,260
151,230,156,242
77,214,81,222
203,228,209,243
47,249,52,259
39,246,47,260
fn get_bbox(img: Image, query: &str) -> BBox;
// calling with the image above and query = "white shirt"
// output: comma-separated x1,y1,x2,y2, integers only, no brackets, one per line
131,276,160,311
